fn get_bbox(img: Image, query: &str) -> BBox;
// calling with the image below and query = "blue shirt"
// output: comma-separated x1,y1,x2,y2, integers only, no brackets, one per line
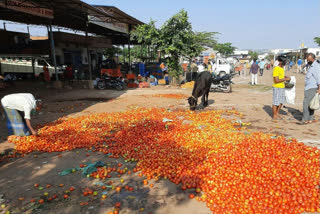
298,59,303,65
259,61,265,69
305,61,320,90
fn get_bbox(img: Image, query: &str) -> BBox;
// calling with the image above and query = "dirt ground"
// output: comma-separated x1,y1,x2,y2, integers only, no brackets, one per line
0,67,319,214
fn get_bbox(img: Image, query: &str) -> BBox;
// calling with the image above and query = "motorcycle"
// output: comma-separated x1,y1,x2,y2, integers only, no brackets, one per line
210,72,235,93
96,74,125,91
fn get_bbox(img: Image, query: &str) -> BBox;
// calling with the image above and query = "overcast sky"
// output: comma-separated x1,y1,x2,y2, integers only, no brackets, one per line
1,0,319,50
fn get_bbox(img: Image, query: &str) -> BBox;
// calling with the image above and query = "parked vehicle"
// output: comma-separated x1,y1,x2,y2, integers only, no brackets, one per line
211,58,232,77
210,72,236,93
0,56,63,79
96,74,125,90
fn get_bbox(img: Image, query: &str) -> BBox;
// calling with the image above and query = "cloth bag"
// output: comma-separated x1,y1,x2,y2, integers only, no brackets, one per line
309,93,320,110
285,76,296,105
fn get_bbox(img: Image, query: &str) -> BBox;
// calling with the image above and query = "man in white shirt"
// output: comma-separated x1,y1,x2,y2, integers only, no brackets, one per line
1,93,42,136
198,63,205,73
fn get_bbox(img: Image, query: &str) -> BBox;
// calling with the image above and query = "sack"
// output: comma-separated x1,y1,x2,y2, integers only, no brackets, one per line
309,93,320,110
285,76,296,105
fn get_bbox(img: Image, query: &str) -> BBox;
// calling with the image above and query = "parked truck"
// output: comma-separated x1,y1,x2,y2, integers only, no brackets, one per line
0,56,63,79
211,58,232,77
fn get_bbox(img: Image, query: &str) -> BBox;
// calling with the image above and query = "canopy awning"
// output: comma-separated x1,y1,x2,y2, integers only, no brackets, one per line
0,0,144,44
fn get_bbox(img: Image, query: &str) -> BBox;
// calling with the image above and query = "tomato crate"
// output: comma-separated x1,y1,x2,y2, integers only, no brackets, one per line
126,74,136,80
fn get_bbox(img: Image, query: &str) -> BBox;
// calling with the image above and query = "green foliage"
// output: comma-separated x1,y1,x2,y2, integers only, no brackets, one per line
103,46,122,59
158,9,194,78
249,51,259,60
129,10,220,79
121,46,157,62
314,37,320,47
131,20,160,47
194,32,218,48
214,43,236,56
130,20,160,63
188,31,219,59
265,54,274,61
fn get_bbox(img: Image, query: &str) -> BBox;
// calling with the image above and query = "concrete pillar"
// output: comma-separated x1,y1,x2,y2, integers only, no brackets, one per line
49,24,59,81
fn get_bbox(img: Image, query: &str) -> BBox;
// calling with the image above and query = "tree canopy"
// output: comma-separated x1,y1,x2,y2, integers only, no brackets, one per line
158,9,195,77
129,9,235,78
214,43,236,57
249,51,259,60
314,37,320,47
131,20,159,48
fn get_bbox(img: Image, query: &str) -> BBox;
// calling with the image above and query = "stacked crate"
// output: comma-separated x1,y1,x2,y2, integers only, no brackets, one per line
126,73,138,88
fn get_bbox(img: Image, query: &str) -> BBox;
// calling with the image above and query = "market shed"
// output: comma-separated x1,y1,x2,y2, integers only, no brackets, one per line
0,0,144,81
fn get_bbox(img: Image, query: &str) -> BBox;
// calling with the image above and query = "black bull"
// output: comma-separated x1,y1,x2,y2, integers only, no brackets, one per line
188,71,212,110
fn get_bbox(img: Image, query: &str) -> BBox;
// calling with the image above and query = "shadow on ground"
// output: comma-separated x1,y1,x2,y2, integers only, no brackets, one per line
263,105,287,119
0,118,210,214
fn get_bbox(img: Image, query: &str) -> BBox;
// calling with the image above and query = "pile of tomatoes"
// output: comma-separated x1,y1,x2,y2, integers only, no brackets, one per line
8,108,320,213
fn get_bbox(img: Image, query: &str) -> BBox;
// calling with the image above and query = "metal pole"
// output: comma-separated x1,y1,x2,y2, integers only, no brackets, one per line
49,24,58,81
128,35,131,72
85,30,92,80
3,22,6,31
27,25,30,36
122,44,125,64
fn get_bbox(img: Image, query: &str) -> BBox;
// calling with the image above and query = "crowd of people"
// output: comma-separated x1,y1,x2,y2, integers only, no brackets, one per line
1,53,320,137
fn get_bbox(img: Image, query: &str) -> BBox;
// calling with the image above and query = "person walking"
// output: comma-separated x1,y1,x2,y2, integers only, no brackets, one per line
272,56,290,120
249,59,259,85
297,58,303,73
259,59,266,76
299,53,320,125
1,93,42,136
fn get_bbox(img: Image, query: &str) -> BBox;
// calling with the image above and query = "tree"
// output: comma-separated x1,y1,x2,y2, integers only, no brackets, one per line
265,54,274,62
131,20,160,62
121,46,156,62
314,37,320,47
103,46,122,59
130,10,220,79
159,9,214,78
188,31,219,59
214,43,236,56
249,51,259,60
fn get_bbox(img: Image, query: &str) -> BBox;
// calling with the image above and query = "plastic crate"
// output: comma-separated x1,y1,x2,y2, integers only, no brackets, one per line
101,66,121,77
126,73,136,80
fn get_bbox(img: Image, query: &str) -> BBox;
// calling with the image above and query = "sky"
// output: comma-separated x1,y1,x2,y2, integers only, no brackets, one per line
1,0,320,50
